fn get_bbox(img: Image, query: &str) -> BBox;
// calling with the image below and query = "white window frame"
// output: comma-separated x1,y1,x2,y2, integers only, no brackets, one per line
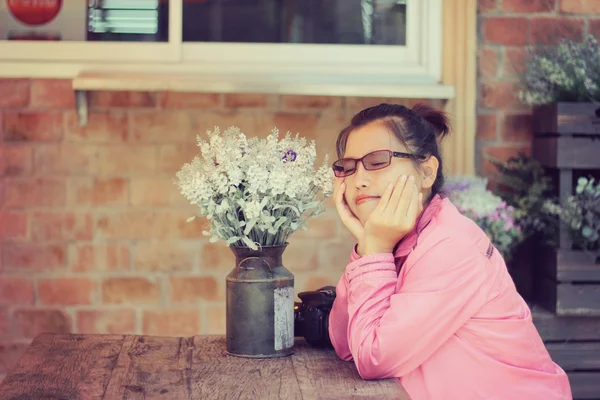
0,0,443,86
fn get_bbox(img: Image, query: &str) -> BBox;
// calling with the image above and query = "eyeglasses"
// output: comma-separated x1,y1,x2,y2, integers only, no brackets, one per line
332,150,426,178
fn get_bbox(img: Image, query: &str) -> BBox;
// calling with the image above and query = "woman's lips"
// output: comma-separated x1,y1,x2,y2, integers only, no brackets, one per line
356,196,379,205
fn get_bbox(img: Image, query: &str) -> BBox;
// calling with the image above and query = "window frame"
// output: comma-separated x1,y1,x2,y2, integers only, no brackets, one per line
0,0,443,85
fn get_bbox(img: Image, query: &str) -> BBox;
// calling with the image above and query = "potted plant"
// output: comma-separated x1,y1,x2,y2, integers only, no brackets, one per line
520,35,600,172
537,177,600,315
175,126,333,358
445,176,524,263
519,35,600,315
484,153,558,300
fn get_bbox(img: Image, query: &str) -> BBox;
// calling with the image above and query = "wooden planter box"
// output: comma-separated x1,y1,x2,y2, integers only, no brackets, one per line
532,102,600,170
535,247,600,316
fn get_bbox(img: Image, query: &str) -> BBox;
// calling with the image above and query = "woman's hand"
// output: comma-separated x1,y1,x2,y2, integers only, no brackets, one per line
333,177,365,245
362,175,423,255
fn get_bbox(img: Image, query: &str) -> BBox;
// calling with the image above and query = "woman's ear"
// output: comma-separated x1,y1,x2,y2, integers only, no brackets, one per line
420,156,440,190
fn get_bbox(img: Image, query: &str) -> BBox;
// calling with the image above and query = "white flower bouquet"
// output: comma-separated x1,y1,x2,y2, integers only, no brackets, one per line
175,126,334,250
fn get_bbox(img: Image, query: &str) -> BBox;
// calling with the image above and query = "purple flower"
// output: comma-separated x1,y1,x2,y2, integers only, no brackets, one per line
282,149,297,163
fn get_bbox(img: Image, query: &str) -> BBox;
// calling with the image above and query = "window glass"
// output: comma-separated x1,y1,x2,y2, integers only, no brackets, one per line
0,0,169,41
182,0,406,45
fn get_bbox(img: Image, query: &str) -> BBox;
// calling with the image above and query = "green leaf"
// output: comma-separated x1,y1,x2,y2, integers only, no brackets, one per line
227,236,241,245
244,218,258,235
242,236,258,250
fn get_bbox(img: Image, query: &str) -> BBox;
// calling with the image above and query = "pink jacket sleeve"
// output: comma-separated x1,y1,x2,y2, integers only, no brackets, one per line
328,245,362,362
330,237,489,380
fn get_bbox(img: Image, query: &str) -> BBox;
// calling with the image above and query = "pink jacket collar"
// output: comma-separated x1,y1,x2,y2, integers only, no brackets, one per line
393,193,445,258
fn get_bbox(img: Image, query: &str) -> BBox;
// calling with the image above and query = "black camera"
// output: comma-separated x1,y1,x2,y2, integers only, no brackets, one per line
294,286,336,348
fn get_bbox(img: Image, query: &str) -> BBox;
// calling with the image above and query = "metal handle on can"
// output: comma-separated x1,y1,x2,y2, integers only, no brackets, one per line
239,256,273,273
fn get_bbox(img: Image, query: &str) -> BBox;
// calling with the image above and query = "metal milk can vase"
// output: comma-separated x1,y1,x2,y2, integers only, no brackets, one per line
226,243,295,358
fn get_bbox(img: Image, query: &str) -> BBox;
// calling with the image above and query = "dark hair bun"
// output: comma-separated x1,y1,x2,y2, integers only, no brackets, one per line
411,103,451,140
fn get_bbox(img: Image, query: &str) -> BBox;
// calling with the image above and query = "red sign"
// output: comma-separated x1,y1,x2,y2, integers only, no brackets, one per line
7,0,63,26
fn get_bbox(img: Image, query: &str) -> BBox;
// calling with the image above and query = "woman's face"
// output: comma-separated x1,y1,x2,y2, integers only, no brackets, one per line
340,122,433,225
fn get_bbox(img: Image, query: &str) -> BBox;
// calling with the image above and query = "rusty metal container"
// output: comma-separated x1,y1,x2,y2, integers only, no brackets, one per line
226,244,295,358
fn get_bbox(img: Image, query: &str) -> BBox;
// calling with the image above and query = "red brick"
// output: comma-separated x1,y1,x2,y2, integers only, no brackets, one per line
501,114,533,142
294,211,338,240
97,211,156,239
4,177,66,208
0,308,7,336
34,144,98,176
304,275,336,293
480,82,522,110
142,309,200,336
560,0,600,13
195,112,260,135
89,91,156,109
0,341,30,373
157,145,200,175
482,17,529,45
130,178,187,207
68,243,130,272
32,212,93,241
478,0,498,12
530,18,584,45
3,112,62,142
258,113,320,141
282,96,341,110
2,244,66,271
13,309,71,338
502,0,556,12
502,48,529,80
199,242,236,272
589,19,600,39
477,114,498,141
38,278,96,306
318,242,354,272
64,111,127,143
67,177,128,206
102,277,160,305
0,79,30,108
481,145,531,175
154,211,210,239
1,146,33,176
283,239,319,272
131,112,194,143
224,94,268,108
30,79,75,108
96,145,157,176
0,278,34,305
169,276,221,302
133,241,195,272
205,304,225,334
158,92,221,109
77,310,136,334
479,47,499,79
0,211,28,240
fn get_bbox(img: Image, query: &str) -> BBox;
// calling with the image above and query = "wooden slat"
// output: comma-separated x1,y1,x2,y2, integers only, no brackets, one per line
0,333,125,399
188,336,302,399
568,372,600,400
532,136,600,169
538,249,600,283
531,304,600,341
0,334,410,399
533,102,600,135
291,339,410,400
557,284,600,316
546,342,600,370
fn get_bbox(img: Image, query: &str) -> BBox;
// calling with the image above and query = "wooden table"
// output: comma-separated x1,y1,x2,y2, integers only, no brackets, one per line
0,333,410,399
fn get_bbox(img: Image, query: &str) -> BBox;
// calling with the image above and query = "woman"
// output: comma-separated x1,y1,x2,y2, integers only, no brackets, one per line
328,103,572,399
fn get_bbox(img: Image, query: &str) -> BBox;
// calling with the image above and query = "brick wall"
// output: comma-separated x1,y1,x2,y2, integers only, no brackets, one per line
477,0,600,178
0,78,443,377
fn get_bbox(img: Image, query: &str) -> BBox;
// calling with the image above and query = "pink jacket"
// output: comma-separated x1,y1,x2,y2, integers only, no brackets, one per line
329,194,572,400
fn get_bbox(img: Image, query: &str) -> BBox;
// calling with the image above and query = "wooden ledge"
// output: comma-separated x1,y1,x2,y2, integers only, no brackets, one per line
72,72,455,126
